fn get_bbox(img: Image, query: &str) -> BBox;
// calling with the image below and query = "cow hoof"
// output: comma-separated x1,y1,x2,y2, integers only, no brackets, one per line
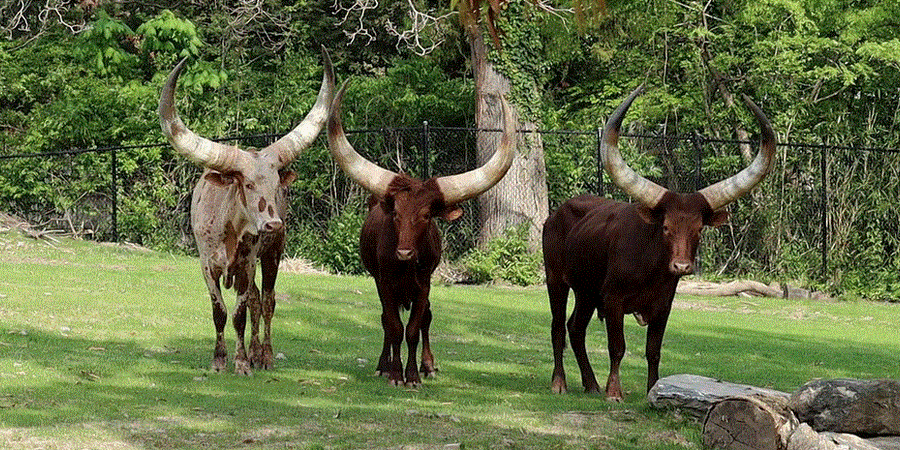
211,359,227,373
551,377,567,394
389,378,405,386
405,380,422,388
234,360,253,376
606,394,624,403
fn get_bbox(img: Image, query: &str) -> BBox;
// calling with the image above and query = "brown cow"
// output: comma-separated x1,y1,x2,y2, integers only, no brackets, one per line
158,49,335,375
327,82,516,387
543,85,776,401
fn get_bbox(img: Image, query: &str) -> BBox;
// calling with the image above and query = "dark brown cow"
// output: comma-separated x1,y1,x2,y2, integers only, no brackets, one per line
327,83,516,387
158,49,335,374
544,85,776,401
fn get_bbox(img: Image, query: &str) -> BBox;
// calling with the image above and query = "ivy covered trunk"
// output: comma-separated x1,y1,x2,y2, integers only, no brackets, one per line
470,30,548,251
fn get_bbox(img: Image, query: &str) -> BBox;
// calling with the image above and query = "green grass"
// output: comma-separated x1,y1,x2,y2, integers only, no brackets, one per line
1,231,898,449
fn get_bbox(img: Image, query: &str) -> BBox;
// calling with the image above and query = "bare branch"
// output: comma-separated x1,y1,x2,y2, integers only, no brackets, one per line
332,0,378,46
385,0,457,56
1,0,88,40
223,0,293,54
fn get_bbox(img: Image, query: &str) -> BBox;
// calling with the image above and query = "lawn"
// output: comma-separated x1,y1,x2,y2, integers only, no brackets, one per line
1,231,898,449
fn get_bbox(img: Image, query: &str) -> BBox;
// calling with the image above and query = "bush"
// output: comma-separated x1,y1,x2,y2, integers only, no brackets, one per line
461,224,543,286
294,206,366,275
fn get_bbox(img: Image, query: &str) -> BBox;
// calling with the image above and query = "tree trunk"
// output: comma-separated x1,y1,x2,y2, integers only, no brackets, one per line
648,373,791,419
470,31,548,250
702,396,794,450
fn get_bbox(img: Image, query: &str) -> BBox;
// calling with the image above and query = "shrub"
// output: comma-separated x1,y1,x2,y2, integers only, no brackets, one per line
461,224,543,286
294,206,365,275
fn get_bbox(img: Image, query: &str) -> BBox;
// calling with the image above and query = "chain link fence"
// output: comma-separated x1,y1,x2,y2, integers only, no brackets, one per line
2,127,899,295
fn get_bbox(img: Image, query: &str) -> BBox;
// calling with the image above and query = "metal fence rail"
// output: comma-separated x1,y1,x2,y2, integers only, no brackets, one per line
2,126,898,293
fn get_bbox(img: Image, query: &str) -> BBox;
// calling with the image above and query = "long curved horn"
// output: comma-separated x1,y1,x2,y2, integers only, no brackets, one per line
264,46,336,168
159,58,249,172
698,95,776,210
326,81,397,197
435,94,516,204
600,85,668,208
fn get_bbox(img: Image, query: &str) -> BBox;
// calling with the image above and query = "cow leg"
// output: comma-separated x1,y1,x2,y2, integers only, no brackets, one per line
375,282,404,385
257,251,280,370
247,280,263,369
203,264,229,372
404,288,430,387
419,304,437,378
231,264,256,376
645,287,674,392
644,315,670,393
603,297,626,402
375,332,391,377
568,291,601,394
548,276,570,394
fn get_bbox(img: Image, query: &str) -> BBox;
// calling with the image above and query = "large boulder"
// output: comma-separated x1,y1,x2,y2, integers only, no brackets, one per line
790,378,900,436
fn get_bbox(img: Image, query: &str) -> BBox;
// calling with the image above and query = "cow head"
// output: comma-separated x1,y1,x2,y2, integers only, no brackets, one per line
602,86,776,275
327,82,515,261
158,48,335,236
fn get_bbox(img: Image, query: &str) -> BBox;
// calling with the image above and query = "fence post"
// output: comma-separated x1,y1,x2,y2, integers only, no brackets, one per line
111,146,118,242
421,120,430,178
820,140,828,279
595,127,604,196
691,131,705,276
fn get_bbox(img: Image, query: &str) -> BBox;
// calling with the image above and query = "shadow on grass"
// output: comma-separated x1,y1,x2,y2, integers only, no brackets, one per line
2,281,898,449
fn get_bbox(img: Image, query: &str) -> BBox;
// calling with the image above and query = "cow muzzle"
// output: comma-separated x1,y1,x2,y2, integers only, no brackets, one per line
260,219,284,234
396,248,416,261
670,260,694,276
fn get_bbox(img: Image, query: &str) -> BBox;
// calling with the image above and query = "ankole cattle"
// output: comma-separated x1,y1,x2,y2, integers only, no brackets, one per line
327,82,516,387
543,85,776,401
158,49,335,375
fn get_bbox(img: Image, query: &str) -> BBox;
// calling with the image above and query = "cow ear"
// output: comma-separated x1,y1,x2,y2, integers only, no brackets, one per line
442,206,463,221
635,204,658,224
279,170,297,186
706,210,729,227
204,172,239,186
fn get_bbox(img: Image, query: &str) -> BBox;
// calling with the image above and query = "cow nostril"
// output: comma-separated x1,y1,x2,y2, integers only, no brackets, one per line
263,221,283,233
396,249,414,261
671,262,693,275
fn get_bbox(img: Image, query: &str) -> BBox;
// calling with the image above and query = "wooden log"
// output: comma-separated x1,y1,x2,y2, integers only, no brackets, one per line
789,378,900,436
676,280,783,298
647,374,790,418
702,396,793,450
702,399,892,450
650,375,900,450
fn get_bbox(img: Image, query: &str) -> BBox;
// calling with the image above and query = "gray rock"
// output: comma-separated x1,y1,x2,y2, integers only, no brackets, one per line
790,378,900,436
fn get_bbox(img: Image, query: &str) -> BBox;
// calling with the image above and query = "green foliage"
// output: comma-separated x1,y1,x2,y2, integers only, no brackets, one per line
461,224,543,286
2,0,900,301
340,58,474,128
294,206,366,275
77,10,139,78
137,9,202,60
